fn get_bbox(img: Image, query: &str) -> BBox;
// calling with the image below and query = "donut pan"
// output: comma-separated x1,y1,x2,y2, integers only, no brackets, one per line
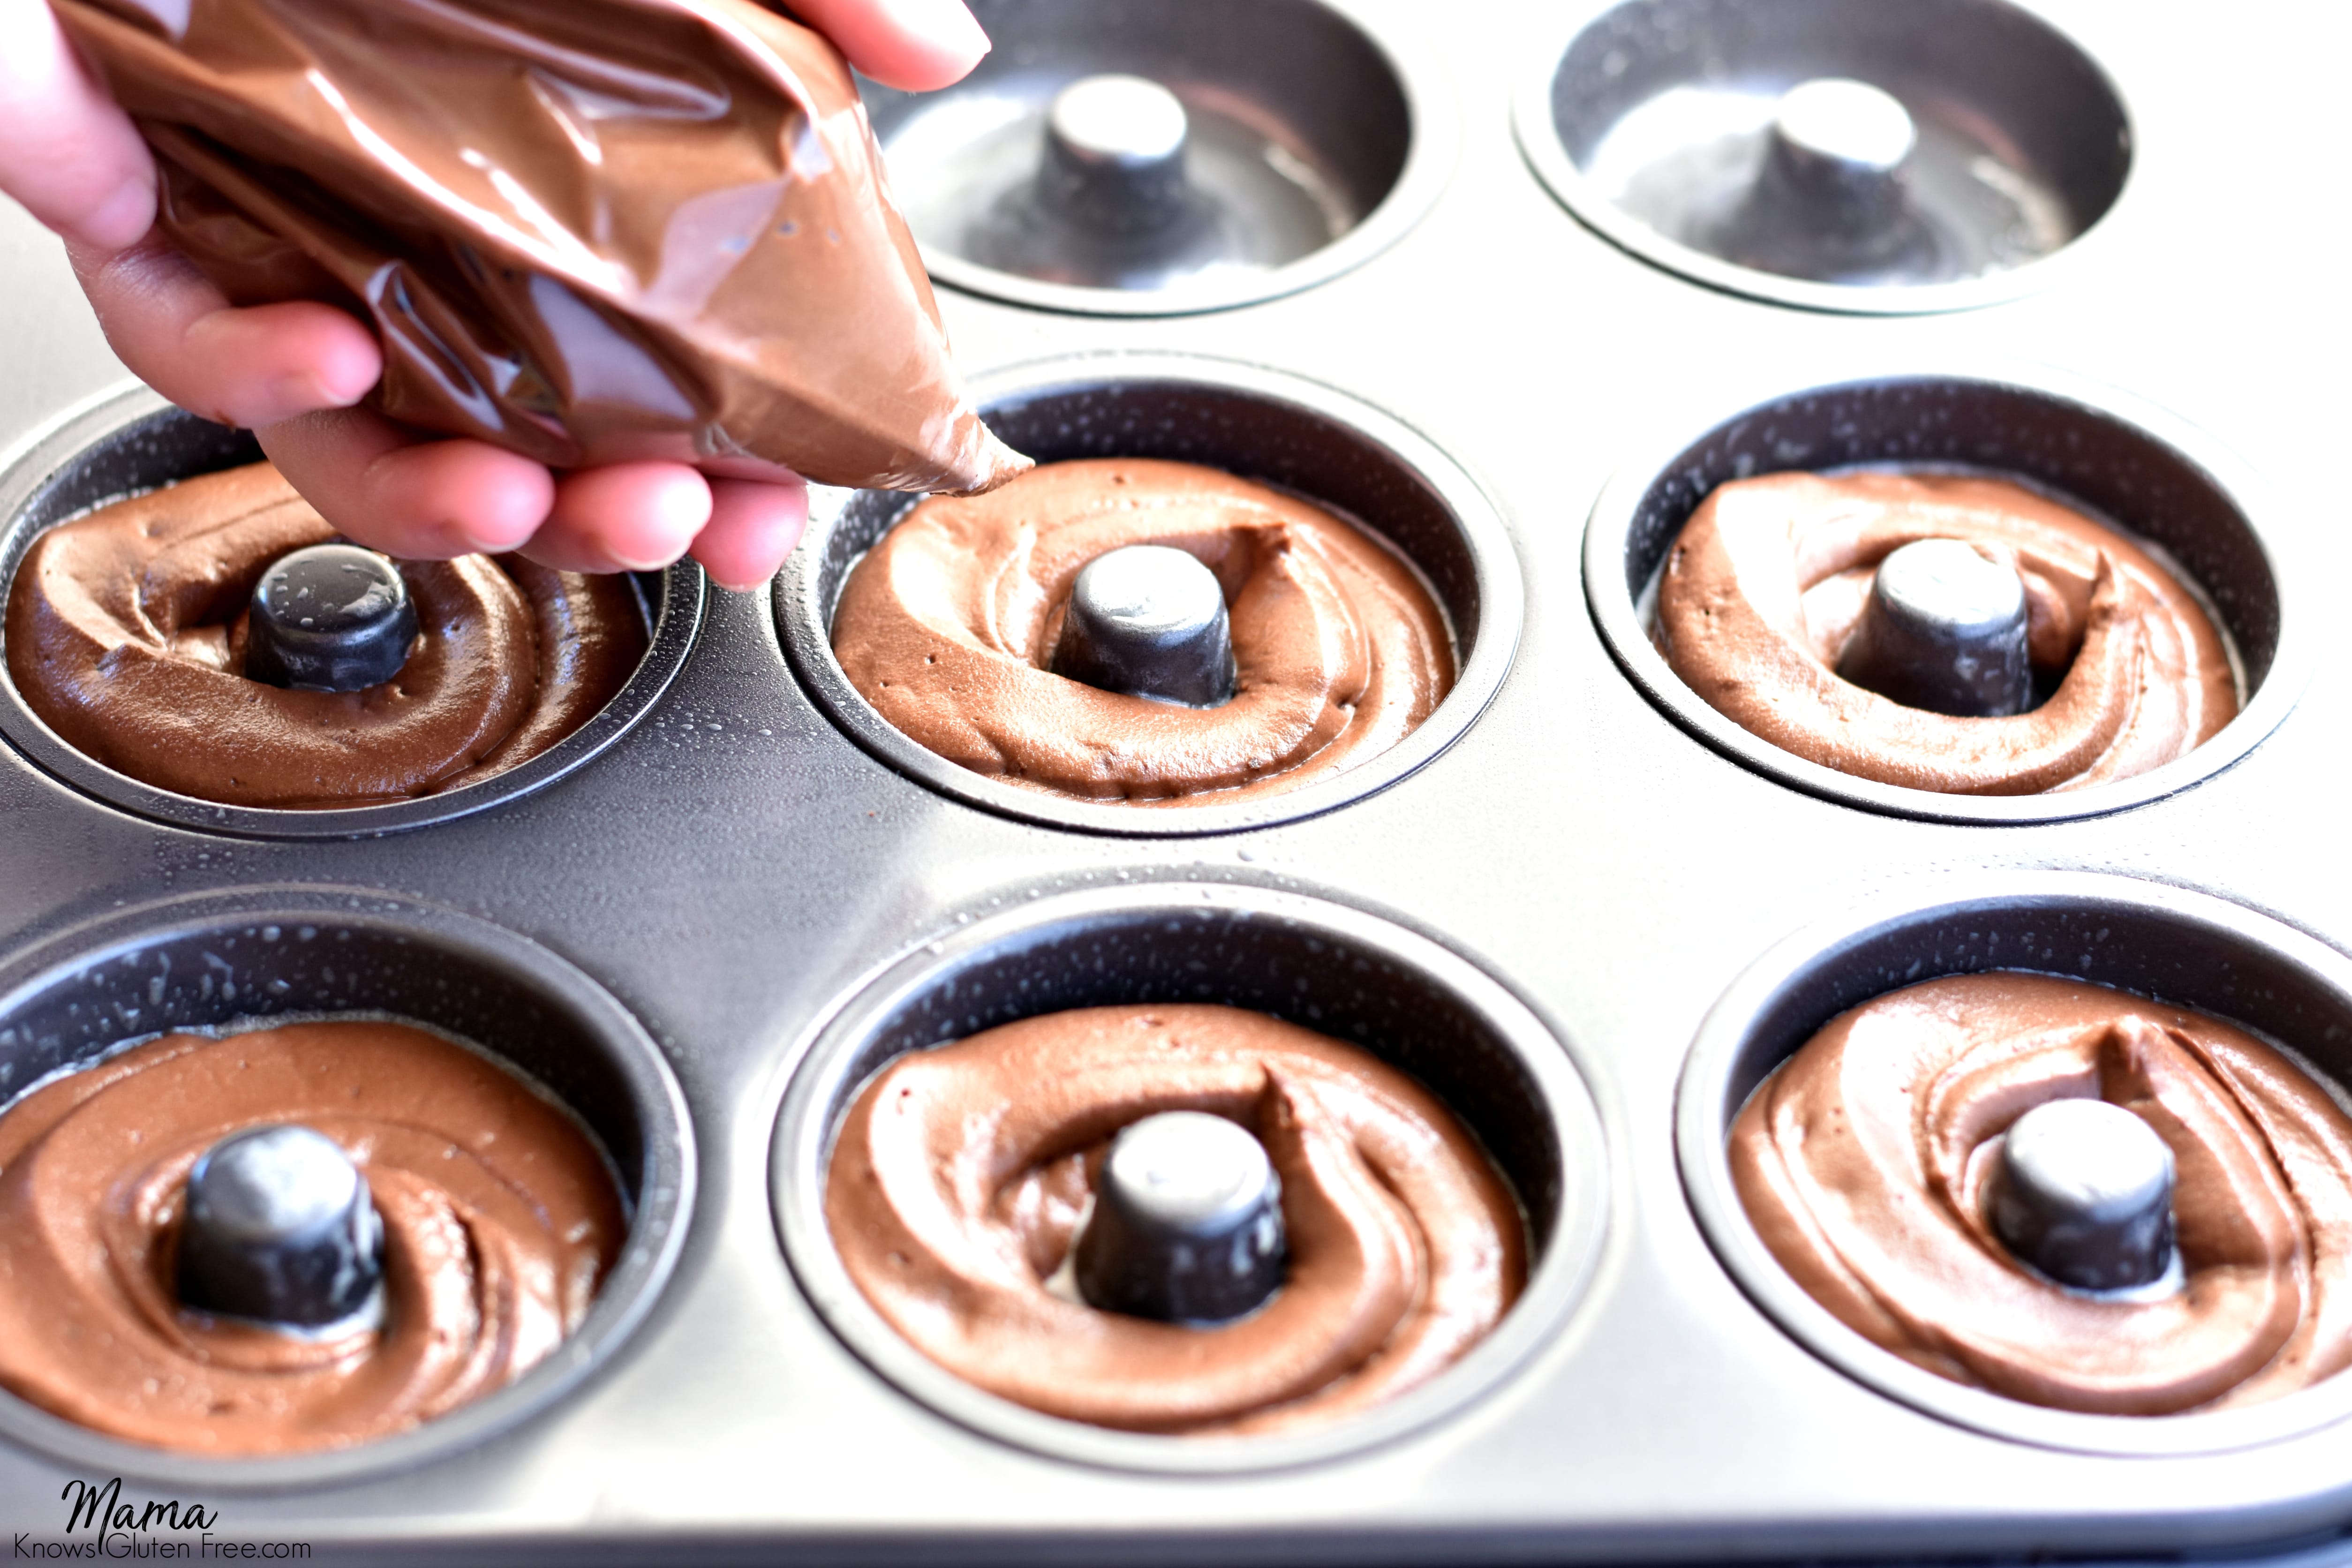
1512,0,2133,313
778,353,1520,835
1679,872,2352,1460
772,883,1606,1474
0,386,705,840
0,0,2348,1560
859,0,1456,315
0,887,695,1493
1583,362,2302,823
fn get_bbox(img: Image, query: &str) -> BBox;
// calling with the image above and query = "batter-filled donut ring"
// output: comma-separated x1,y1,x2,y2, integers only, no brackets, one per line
825,1004,1525,1434
1733,972,2352,1415
0,1021,623,1455
1655,471,2237,794
6,462,647,807
831,459,1454,804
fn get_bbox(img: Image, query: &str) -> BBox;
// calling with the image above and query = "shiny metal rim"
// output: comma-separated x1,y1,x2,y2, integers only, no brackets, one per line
0,885,695,1490
771,882,1609,1474
776,352,1523,837
1677,871,2352,1456
1579,361,2304,824
0,384,705,841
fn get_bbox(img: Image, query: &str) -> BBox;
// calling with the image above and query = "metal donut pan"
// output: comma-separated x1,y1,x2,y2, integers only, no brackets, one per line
0,0,2347,1560
777,352,1522,837
772,882,1606,1475
0,386,706,841
1678,872,2352,1461
0,887,695,1493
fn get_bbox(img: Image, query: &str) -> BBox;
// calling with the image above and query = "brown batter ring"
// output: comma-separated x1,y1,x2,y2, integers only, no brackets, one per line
6,462,647,807
826,1003,1525,1435
0,1020,624,1455
1655,471,2238,793
830,459,1455,805
1732,972,2352,1415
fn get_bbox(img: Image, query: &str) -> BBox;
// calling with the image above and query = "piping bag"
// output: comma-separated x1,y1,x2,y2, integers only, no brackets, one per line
50,0,1032,494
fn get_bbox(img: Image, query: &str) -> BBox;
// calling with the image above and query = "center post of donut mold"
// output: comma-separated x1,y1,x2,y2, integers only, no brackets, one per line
1835,537,2034,717
243,544,420,694
1072,1110,1287,1323
1042,75,1195,238
1050,545,1238,708
1716,77,1942,284
178,1123,388,1332
1987,1098,2179,1294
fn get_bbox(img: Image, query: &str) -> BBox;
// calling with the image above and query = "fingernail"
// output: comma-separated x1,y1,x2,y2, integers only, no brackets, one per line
270,369,365,416
895,0,990,60
75,177,158,255
314,354,381,408
602,525,696,573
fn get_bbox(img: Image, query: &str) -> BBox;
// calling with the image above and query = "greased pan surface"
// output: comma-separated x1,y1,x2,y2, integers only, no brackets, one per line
0,0,2347,1560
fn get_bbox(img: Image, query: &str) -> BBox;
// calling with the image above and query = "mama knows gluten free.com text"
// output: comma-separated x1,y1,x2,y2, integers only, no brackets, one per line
13,1480,309,1558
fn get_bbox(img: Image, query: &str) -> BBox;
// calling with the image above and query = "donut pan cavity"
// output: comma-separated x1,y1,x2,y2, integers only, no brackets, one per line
778,353,1521,835
1681,873,2352,1459
0,0,2348,1557
0,386,705,839
772,882,1606,1473
0,886,693,1490
1583,367,2300,823
1514,0,2132,312
859,0,1454,314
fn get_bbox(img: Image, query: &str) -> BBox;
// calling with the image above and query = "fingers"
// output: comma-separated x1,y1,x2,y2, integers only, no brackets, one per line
787,0,989,90
519,463,716,575
693,478,809,590
0,0,155,250
70,237,382,427
258,407,555,559
264,406,808,586
520,467,811,585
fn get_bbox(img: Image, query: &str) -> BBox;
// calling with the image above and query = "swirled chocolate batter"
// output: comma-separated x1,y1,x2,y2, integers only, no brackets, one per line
1655,472,2237,793
1733,972,2352,1415
831,460,1455,804
6,463,646,807
0,1020,622,1454
51,0,1027,494
826,1004,1524,1434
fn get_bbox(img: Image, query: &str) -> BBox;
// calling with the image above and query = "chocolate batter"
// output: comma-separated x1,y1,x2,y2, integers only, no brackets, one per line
1655,471,2238,793
1732,972,2352,1415
6,462,646,807
826,1004,1525,1434
831,460,1455,804
0,1020,623,1454
51,0,1027,494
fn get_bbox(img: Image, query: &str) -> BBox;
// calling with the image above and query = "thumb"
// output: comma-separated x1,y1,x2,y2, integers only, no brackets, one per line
784,0,990,92
0,0,156,251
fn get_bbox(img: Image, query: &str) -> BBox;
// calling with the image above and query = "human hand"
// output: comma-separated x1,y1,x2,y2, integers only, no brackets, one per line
0,0,991,590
